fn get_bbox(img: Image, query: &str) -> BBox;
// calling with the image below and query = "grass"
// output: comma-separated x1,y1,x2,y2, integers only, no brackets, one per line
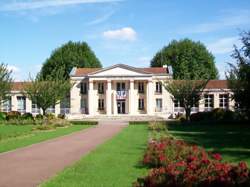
42,125,149,187
0,124,91,153
168,123,250,165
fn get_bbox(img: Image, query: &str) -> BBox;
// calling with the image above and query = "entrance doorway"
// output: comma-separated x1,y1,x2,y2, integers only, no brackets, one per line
117,100,126,114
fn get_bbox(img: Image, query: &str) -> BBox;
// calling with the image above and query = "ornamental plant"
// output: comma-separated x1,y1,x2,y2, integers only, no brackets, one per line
134,137,250,187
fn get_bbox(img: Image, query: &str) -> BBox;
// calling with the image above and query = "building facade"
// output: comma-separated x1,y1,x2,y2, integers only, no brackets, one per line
1,64,235,119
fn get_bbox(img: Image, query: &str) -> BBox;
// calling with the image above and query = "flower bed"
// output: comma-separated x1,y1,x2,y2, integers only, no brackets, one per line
134,137,250,187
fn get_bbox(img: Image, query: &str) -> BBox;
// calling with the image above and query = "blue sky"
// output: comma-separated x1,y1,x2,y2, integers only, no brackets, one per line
0,0,250,80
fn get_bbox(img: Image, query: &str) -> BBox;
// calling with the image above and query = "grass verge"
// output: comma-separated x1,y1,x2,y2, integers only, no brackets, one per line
42,125,148,187
0,124,91,153
168,123,250,165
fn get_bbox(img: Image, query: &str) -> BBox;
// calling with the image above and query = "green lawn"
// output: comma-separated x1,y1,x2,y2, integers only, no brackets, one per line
0,124,91,153
168,124,250,165
42,125,148,187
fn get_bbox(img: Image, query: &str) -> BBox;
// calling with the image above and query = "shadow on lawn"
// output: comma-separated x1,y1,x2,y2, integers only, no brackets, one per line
168,124,250,164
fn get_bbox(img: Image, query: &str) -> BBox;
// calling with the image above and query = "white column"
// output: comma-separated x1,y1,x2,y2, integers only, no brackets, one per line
113,90,117,115
70,80,81,114
147,80,154,115
88,81,94,115
129,80,135,115
55,103,60,116
106,80,112,115
11,95,17,111
214,93,219,109
26,98,32,113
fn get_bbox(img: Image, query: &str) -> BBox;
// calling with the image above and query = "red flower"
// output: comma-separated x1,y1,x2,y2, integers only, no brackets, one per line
239,161,248,170
212,153,222,161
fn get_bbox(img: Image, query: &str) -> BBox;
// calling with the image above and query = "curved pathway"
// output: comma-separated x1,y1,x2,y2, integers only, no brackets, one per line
0,123,126,187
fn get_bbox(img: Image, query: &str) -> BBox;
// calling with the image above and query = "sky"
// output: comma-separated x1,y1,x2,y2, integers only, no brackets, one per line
0,0,250,80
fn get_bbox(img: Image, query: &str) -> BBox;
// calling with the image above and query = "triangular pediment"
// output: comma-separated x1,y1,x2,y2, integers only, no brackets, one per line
88,64,151,77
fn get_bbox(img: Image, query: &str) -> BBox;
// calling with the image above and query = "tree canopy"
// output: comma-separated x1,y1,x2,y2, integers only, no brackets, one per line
151,39,218,80
163,80,208,121
227,31,250,120
24,70,72,115
0,63,12,106
40,41,102,80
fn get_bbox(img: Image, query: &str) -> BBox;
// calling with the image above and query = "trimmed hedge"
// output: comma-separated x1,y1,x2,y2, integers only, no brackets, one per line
190,108,243,123
70,121,98,125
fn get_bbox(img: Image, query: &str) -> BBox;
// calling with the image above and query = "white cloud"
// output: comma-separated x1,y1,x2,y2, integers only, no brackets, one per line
103,27,137,41
7,65,20,73
0,0,123,11
185,10,250,34
207,36,240,54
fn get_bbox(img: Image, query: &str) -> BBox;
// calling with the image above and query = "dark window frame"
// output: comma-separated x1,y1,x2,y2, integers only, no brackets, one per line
138,98,145,110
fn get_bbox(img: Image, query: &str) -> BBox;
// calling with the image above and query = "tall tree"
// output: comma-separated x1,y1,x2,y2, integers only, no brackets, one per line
40,41,102,80
24,70,72,115
151,39,218,80
0,63,12,107
227,31,250,119
163,80,208,121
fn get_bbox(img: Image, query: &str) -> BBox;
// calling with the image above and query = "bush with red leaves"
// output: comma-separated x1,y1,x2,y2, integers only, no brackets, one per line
134,137,250,187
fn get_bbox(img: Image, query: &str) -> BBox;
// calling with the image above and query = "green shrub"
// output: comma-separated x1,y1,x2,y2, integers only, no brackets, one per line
129,121,150,125
35,114,44,119
49,118,71,127
190,108,240,123
45,113,55,120
70,121,98,125
148,121,166,131
33,125,56,131
57,114,65,119
6,111,21,120
0,112,7,121
21,113,34,120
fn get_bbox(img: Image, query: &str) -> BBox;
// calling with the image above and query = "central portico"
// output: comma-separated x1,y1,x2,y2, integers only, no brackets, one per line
69,64,173,116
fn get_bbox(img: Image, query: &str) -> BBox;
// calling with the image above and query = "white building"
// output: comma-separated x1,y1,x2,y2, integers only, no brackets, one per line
1,64,235,119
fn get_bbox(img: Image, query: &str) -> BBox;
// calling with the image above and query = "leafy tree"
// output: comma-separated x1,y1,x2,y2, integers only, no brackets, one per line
0,63,12,107
40,41,102,80
163,80,208,121
227,31,250,119
24,71,72,116
151,39,218,80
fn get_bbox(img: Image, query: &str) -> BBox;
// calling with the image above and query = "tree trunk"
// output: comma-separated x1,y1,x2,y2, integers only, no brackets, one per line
185,108,191,121
42,108,46,116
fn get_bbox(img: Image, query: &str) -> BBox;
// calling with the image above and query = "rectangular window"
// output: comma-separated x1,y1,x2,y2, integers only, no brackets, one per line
32,101,40,114
219,94,229,109
80,82,87,94
81,98,87,114
117,82,126,91
138,82,144,94
138,98,144,110
156,82,162,94
98,99,104,110
46,105,55,114
204,94,214,111
2,97,11,112
17,96,26,113
156,98,162,112
98,83,104,94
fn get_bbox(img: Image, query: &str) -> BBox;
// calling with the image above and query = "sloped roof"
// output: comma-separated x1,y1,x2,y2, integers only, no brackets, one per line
72,64,169,76
11,82,30,91
205,80,228,89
